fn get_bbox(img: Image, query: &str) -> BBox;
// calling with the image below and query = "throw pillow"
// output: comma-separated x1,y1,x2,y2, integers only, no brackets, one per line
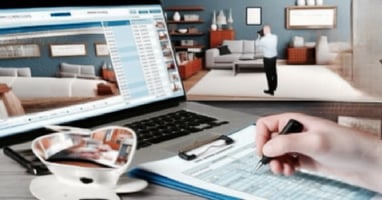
218,45,231,55
17,67,32,77
0,68,17,76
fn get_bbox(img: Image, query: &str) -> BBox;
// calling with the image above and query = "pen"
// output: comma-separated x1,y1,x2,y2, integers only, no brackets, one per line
255,119,304,171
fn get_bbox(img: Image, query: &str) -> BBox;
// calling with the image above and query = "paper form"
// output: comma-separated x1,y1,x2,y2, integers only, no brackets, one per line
135,125,380,200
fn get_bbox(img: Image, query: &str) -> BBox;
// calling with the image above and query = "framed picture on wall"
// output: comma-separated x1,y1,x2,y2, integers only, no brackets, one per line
50,44,87,57
286,6,337,29
246,7,262,25
0,44,40,59
94,43,109,56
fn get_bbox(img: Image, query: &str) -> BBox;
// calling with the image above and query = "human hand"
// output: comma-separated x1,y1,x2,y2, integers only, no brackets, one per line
255,112,381,187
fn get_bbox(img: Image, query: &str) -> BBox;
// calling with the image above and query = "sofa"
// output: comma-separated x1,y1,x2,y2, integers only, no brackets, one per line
0,76,107,98
57,62,100,79
0,67,32,77
205,40,264,69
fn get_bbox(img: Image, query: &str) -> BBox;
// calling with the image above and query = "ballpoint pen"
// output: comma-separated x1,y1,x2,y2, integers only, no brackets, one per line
255,119,304,171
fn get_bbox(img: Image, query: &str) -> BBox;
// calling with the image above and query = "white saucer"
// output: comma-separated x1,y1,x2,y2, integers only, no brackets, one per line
30,175,148,200
115,175,148,193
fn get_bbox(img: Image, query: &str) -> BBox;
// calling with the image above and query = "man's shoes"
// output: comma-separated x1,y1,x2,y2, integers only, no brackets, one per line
263,89,274,96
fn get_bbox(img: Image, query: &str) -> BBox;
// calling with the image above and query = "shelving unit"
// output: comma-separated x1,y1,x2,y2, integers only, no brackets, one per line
165,6,205,79
164,6,205,50
177,58,202,80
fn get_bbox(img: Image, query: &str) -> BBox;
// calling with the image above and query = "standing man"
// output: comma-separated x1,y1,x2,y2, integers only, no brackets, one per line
257,25,278,96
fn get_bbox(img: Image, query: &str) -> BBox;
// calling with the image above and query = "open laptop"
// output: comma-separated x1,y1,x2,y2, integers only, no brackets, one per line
0,0,255,167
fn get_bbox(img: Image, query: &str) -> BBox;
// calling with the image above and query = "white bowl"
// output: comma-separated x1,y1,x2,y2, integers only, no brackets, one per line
178,29,188,34
31,126,138,188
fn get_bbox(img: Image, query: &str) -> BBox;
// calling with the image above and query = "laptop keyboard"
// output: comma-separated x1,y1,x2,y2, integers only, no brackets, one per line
124,110,229,149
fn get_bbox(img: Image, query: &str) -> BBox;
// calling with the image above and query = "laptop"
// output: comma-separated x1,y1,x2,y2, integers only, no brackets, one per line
0,0,255,167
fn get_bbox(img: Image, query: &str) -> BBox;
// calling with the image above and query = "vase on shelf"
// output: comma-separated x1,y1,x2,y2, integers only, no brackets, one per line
227,9,234,30
297,0,305,6
216,10,227,30
173,11,181,21
211,10,217,31
307,0,315,6
211,24,217,31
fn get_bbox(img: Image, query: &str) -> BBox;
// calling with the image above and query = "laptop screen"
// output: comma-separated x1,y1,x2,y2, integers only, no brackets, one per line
0,2,184,140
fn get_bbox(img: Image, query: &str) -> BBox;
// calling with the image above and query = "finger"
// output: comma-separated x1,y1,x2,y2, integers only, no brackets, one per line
269,160,283,175
255,116,289,155
263,133,321,158
283,154,300,176
268,154,299,176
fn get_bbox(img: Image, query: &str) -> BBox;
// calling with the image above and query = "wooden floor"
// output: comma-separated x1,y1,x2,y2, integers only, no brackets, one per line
182,69,208,92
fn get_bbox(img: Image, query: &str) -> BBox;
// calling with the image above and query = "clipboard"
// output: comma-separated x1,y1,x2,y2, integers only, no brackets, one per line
129,134,238,199
178,135,234,161
128,125,378,200
129,168,240,200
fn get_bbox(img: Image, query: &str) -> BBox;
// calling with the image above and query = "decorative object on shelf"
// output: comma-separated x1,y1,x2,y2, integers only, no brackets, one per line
227,9,234,29
316,35,330,64
177,28,188,34
164,5,205,58
173,11,181,21
297,0,306,6
211,10,217,31
306,0,315,6
188,26,198,33
316,0,323,5
216,10,227,30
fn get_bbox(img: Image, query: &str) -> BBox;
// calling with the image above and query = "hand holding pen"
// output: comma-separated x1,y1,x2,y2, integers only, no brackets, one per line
255,113,382,193
255,119,303,171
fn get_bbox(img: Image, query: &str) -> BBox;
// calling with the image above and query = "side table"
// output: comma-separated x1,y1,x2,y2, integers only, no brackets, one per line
287,47,315,64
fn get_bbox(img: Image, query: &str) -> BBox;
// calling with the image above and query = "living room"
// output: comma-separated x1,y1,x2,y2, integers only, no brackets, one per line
161,0,382,102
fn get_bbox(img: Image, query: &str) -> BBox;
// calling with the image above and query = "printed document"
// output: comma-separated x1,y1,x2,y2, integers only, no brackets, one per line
135,125,379,199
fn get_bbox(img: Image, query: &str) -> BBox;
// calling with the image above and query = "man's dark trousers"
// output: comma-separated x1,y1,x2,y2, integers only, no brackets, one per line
263,56,277,92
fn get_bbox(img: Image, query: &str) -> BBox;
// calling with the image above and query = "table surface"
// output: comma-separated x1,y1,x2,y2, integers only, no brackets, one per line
1,101,381,199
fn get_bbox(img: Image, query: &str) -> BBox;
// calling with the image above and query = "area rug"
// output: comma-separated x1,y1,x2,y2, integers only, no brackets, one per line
187,65,381,102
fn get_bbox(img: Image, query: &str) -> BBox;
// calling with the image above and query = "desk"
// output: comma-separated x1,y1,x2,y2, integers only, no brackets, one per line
1,101,381,199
